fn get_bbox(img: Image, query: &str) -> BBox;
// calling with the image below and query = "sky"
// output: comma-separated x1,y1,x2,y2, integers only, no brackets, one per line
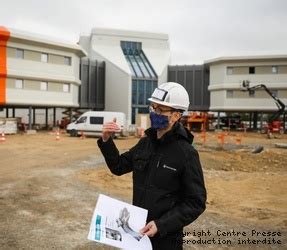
1,0,287,64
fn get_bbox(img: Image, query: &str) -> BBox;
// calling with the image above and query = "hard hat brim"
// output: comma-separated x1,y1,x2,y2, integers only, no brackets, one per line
148,97,188,111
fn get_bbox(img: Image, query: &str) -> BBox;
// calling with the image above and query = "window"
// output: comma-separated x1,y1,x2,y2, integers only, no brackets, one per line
272,66,278,74
40,81,48,91
135,54,150,78
270,90,278,97
121,41,157,79
138,107,149,114
129,54,143,77
63,84,70,92
16,49,24,59
249,89,255,97
41,53,48,63
138,80,145,105
132,80,138,105
226,90,233,98
15,79,24,89
140,53,156,78
145,80,152,103
227,67,233,75
90,117,104,125
132,107,136,124
121,41,158,124
76,116,87,124
64,56,71,65
249,67,255,74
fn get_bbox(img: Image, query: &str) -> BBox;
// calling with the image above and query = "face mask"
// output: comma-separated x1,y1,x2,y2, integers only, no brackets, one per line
150,112,169,129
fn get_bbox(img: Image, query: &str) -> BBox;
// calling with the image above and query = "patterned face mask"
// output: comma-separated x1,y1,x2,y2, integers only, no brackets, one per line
149,112,169,129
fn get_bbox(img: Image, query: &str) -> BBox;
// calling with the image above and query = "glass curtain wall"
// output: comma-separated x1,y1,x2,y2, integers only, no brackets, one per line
121,41,158,124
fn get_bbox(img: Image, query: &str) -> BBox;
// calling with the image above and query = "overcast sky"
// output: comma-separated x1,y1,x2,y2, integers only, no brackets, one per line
1,0,287,64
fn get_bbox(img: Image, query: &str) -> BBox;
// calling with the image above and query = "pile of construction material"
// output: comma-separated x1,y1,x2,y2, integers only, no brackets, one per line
0,118,18,134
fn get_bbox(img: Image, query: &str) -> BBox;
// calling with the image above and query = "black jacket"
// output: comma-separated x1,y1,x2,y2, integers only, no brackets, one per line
97,122,206,236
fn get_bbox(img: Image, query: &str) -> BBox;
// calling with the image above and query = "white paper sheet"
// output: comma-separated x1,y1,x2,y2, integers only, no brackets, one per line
88,194,152,250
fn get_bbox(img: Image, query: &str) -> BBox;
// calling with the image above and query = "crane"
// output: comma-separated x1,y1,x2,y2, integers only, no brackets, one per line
241,80,285,138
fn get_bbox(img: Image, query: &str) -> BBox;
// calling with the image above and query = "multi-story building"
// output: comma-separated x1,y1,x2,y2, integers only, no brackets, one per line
79,28,170,125
206,55,287,129
0,26,86,126
206,55,287,112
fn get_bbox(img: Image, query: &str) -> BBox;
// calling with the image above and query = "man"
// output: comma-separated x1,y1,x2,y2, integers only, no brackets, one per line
97,82,206,250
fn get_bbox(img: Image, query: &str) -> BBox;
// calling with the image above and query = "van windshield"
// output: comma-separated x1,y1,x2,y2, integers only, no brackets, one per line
76,116,87,124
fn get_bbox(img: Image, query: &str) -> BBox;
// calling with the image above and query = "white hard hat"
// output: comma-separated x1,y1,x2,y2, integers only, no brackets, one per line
148,82,190,111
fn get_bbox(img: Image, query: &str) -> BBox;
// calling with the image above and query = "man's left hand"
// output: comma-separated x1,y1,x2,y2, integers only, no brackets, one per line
140,221,158,237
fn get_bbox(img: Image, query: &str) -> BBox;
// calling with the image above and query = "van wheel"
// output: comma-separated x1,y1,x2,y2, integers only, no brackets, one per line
71,129,78,137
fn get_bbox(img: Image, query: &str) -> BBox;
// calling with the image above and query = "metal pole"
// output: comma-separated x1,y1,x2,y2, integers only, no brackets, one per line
253,112,258,130
45,108,49,129
33,108,36,126
217,112,220,129
260,112,263,132
28,106,32,130
53,107,56,127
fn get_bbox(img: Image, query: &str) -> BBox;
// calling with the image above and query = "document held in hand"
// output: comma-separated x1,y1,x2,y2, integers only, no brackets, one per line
88,194,152,250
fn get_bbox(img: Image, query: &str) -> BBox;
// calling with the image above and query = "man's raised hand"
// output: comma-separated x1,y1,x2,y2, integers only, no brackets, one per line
102,117,120,142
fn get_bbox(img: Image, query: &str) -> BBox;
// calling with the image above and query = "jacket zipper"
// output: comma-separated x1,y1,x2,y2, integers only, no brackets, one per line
156,156,161,168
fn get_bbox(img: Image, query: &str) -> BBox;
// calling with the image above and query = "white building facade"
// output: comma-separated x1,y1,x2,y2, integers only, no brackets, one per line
0,26,86,124
206,55,287,112
79,28,170,125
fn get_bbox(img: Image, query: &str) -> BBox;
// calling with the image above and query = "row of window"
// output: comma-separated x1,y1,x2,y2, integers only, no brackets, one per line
131,80,157,123
226,90,278,98
226,66,284,75
76,116,104,125
121,41,158,123
121,41,157,79
132,80,157,106
12,79,70,92
11,47,72,65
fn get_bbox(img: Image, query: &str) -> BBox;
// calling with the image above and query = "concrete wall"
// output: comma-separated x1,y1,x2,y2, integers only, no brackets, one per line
105,60,131,123
90,50,131,123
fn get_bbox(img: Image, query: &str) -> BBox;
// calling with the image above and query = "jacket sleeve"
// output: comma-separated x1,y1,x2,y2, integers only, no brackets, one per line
97,137,135,176
154,147,207,236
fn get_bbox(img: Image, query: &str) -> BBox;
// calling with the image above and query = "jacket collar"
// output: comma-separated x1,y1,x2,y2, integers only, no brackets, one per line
145,121,194,144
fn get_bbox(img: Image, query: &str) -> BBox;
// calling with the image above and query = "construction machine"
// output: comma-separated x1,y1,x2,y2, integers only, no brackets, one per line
59,108,84,129
181,112,209,132
241,80,286,138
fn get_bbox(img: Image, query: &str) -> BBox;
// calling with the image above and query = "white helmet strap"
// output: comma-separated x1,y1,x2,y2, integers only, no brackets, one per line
151,88,168,101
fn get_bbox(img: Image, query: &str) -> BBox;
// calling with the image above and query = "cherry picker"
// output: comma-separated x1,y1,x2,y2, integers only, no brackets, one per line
241,80,285,138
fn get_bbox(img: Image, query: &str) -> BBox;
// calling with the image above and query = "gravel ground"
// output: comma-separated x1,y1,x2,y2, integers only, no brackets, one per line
0,132,286,249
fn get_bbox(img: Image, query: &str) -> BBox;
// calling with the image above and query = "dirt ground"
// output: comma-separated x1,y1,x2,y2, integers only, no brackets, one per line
0,130,286,249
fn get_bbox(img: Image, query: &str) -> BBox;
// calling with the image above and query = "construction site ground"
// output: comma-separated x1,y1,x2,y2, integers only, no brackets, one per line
0,130,286,249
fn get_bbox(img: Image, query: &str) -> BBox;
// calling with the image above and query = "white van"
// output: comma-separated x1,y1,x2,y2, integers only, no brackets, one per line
66,111,127,137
